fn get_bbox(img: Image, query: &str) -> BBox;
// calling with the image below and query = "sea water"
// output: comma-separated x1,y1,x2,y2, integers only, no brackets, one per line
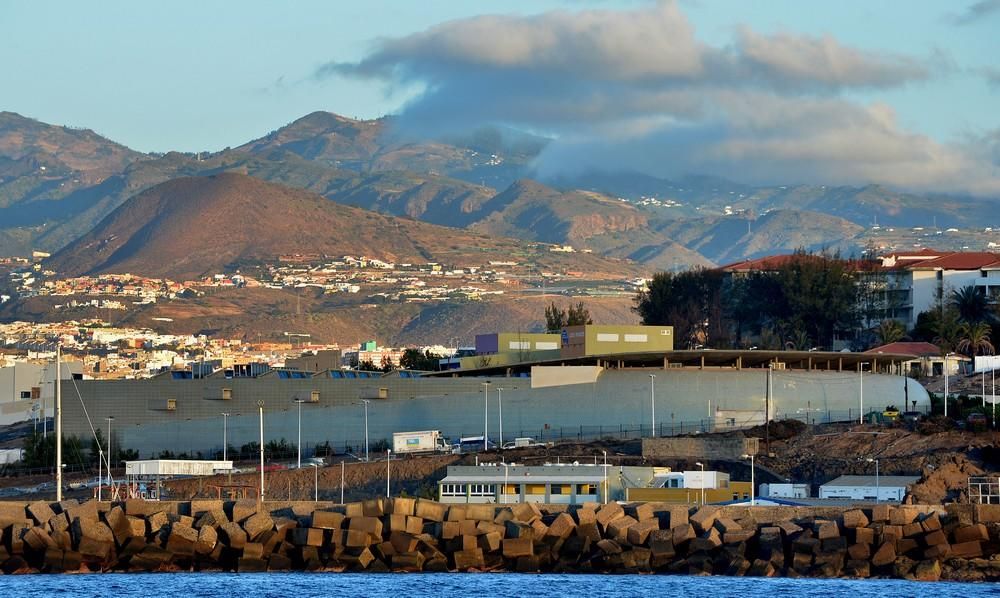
8,573,1000,597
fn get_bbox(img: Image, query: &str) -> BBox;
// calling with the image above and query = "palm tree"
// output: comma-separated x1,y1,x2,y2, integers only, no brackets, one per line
957,321,995,356
933,309,963,353
875,319,906,346
950,285,991,323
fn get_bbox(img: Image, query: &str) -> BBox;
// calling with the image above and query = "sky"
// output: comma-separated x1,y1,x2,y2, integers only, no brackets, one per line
2,0,998,194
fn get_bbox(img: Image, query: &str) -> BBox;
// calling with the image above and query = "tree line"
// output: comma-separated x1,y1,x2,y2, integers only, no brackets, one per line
633,250,997,356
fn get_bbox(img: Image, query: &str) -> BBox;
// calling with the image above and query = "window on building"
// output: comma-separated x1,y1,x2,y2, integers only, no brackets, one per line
526,484,546,495
441,484,466,496
469,484,495,497
576,484,595,495
551,484,573,495
733,493,739,500
19,391,31,400
742,493,749,500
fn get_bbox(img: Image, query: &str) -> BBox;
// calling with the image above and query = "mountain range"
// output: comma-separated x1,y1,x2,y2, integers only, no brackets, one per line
2,110,998,270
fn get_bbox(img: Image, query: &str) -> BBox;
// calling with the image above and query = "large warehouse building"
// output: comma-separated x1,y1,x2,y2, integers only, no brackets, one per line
58,326,929,457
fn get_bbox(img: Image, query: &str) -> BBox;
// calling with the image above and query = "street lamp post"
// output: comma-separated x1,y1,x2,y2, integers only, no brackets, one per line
502,463,509,504
386,449,391,498
742,453,755,506
649,374,656,438
944,352,955,418
221,412,230,462
859,362,870,424
294,399,306,469
497,387,504,450
602,450,608,504
695,461,705,506
258,401,265,501
341,461,345,504
361,399,371,462
867,458,880,503
481,381,491,451
106,416,114,474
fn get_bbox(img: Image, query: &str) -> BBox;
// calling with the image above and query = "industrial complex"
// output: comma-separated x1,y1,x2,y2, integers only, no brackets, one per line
51,324,928,458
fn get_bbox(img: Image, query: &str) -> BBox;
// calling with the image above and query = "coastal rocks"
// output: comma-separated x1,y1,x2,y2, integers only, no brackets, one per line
0,499,998,579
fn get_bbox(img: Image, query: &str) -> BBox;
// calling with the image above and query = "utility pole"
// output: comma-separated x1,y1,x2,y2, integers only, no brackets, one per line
55,345,62,502
649,374,656,438
258,401,265,502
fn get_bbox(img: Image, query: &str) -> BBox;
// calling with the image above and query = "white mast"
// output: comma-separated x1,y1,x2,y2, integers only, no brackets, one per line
55,344,63,502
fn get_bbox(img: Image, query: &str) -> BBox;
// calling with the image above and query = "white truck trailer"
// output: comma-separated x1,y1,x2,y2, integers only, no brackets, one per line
392,430,450,456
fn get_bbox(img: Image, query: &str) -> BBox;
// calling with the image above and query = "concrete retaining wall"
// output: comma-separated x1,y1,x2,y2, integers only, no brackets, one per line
642,437,760,459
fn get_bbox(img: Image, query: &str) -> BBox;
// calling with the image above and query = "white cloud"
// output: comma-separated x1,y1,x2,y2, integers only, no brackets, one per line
323,1,998,196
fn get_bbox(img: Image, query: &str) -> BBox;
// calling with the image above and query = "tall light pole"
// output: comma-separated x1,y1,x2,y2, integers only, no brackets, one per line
294,399,306,469
944,352,955,418
497,387,505,450
602,450,608,504
481,381,491,451
221,412,230,461
867,458,880,503
502,463,509,504
859,362,870,424
55,344,62,502
310,463,319,501
649,374,656,438
361,399,371,462
742,453,755,506
341,461,345,504
386,449,391,498
106,416,114,476
695,461,705,506
258,400,265,501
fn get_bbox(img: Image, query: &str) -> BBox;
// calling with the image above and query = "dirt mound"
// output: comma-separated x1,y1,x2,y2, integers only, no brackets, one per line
908,454,986,504
740,419,807,442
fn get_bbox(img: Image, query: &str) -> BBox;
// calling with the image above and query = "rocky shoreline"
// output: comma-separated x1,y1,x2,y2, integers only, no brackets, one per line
0,499,998,581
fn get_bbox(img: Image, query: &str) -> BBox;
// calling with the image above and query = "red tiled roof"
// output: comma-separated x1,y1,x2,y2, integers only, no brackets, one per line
906,252,1000,270
865,341,941,357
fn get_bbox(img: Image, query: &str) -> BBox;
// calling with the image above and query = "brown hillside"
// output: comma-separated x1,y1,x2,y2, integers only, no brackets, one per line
46,173,640,281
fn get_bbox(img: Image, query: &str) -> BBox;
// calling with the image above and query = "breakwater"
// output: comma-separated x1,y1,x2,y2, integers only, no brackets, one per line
0,499,998,581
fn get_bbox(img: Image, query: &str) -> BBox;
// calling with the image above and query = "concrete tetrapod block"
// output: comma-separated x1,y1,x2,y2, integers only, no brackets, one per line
242,512,274,541
392,497,416,517
870,541,896,567
888,507,918,526
195,525,218,555
362,499,385,518
392,551,425,572
847,543,871,561
405,516,424,535
466,504,495,522
220,522,248,549
868,504,890,523
503,537,534,558
232,500,258,524
853,526,875,545
547,513,577,540
73,518,115,560
104,506,133,547
920,513,942,532
194,510,228,530
953,523,989,543
816,521,840,540
348,516,384,539
459,519,479,537
453,548,485,570
671,523,696,546
27,501,56,527
311,510,344,530
415,499,447,523
950,540,983,558
446,505,467,522
166,523,198,557
626,518,660,546
345,503,364,518
595,503,624,528
923,543,952,560
689,507,719,534
842,509,869,529
575,508,597,526
606,516,638,542
290,527,324,547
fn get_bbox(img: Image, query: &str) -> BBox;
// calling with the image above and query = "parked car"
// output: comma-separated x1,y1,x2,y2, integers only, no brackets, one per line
967,412,989,431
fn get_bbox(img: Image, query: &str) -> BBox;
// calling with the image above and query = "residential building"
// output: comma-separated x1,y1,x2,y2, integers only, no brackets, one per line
865,342,965,377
